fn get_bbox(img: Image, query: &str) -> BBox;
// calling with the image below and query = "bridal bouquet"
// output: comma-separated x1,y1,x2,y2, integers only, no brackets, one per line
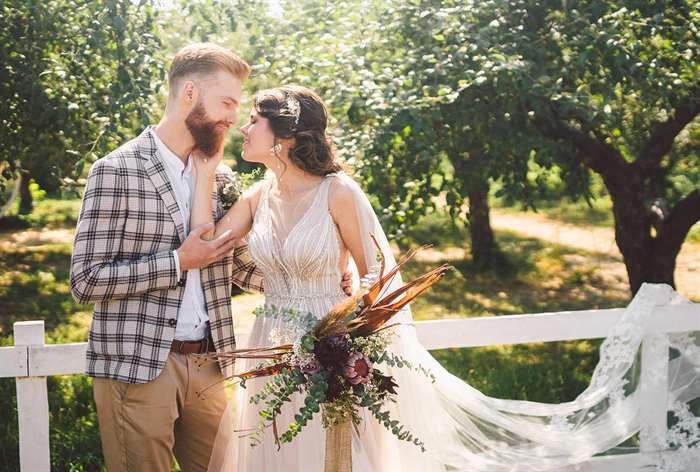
205,239,451,455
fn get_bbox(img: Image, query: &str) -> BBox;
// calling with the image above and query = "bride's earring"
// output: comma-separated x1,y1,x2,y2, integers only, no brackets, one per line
270,143,282,155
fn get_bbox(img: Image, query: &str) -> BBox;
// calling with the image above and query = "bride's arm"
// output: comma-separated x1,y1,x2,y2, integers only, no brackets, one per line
328,177,369,278
191,151,257,242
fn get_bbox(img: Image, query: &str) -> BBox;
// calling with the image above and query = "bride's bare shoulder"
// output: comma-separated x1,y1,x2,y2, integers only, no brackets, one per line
328,174,357,216
241,178,269,214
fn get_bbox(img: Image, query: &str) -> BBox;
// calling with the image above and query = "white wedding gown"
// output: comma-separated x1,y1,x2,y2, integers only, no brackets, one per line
208,173,700,472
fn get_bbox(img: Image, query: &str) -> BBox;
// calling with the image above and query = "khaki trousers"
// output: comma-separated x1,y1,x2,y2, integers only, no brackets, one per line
93,353,230,472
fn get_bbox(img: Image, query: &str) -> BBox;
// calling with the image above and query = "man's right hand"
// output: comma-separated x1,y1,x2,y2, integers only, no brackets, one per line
176,223,238,272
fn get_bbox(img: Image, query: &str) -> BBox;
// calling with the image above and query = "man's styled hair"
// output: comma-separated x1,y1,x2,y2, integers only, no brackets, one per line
168,43,250,97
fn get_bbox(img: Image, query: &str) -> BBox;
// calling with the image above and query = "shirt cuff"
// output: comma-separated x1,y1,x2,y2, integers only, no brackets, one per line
172,250,182,280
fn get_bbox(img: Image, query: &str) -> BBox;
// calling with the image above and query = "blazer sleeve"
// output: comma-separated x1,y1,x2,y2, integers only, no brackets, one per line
230,242,264,293
70,159,179,304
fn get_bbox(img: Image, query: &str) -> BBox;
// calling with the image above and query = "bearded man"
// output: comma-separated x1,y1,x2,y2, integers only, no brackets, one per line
70,43,261,472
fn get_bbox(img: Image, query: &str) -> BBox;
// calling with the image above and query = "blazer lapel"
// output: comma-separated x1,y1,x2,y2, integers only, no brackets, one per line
138,127,187,244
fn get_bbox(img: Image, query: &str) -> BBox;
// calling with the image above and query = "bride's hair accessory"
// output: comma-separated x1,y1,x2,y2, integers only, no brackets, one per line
281,95,301,129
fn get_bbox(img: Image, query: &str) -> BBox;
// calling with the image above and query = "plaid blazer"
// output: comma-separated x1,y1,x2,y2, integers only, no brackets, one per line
70,127,264,383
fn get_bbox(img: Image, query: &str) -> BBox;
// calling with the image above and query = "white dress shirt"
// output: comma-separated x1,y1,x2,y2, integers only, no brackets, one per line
152,130,210,341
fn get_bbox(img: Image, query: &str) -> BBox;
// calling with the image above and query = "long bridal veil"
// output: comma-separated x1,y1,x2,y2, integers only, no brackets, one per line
340,171,700,471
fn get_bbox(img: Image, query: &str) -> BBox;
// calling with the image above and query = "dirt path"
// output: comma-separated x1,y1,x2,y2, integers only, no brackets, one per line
491,210,699,300
492,212,620,256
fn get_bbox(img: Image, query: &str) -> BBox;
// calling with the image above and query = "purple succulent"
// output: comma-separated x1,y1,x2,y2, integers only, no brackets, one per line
314,334,350,370
326,377,344,401
343,352,373,385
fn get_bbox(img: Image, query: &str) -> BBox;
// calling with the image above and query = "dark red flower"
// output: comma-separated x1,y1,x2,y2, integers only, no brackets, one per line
375,372,399,395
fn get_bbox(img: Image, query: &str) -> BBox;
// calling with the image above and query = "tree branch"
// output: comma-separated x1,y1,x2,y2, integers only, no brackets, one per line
532,112,628,178
636,85,700,176
656,189,700,254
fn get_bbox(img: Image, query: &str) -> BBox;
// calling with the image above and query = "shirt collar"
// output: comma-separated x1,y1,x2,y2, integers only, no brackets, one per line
150,128,192,177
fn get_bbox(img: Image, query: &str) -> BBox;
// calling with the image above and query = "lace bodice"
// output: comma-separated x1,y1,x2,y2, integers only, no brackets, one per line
247,175,347,318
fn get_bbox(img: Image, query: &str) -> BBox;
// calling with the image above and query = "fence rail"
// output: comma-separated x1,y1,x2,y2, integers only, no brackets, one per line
2,302,699,471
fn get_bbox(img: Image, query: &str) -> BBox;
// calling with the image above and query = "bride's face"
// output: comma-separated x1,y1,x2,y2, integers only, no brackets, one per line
240,109,276,164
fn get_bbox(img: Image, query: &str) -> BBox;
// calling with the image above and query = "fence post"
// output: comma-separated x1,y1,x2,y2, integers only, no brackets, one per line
639,331,670,454
14,321,51,472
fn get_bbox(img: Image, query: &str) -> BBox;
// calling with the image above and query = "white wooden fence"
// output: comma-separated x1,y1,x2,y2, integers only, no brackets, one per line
1,302,698,471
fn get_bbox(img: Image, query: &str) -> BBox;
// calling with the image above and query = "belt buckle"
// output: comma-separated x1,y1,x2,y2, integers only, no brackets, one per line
201,336,210,355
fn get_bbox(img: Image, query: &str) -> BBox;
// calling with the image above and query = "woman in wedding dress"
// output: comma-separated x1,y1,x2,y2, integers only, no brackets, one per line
192,85,700,471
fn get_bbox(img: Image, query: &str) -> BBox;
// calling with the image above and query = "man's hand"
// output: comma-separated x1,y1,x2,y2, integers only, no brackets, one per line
341,271,353,296
177,223,237,272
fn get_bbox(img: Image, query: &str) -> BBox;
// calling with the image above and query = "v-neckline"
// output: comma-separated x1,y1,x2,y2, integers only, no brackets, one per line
266,177,328,254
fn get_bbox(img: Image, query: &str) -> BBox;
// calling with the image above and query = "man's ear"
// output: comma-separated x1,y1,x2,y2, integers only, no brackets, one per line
182,80,197,106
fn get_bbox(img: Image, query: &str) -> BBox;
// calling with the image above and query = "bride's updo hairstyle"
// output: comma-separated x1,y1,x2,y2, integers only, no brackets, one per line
253,85,345,176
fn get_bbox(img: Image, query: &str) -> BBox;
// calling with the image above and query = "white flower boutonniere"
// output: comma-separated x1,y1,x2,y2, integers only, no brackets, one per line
217,168,262,211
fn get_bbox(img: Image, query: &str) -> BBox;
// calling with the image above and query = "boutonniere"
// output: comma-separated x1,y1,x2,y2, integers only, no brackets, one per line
217,168,262,211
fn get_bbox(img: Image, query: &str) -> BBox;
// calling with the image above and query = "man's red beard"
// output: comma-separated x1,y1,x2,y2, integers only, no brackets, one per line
185,101,228,157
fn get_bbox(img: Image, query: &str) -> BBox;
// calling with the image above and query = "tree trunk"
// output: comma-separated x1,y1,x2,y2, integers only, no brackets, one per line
644,189,700,290
607,178,695,295
647,241,679,287
448,149,496,270
614,208,682,294
19,175,33,215
532,113,699,296
467,183,495,269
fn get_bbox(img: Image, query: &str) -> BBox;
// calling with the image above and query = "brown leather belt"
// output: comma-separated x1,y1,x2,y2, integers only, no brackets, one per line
170,331,216,355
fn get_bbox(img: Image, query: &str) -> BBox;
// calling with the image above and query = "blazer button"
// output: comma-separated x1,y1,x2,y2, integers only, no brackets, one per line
168,318,176,327
177,279,185,287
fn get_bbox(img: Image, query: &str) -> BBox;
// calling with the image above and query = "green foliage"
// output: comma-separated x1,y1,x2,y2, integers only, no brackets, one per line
492,174,615,227
47,375,102,471
0,0,164,201
0,379,19,471
361,0,698,231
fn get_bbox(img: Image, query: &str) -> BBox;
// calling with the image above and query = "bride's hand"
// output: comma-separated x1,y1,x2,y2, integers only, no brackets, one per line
192,145,224,180
341,271,353,296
